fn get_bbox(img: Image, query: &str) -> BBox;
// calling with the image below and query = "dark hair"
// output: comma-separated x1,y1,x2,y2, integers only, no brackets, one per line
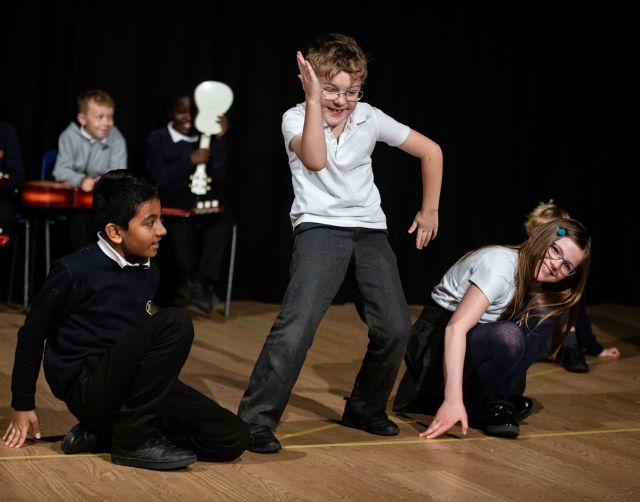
93,170,158,232
165,86,194,115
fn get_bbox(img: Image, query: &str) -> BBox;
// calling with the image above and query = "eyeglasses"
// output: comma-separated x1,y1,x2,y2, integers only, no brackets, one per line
320,89,364,102
548,241,576,276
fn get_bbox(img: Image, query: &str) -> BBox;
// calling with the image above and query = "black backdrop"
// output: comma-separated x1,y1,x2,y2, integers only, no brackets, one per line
1,3,636,305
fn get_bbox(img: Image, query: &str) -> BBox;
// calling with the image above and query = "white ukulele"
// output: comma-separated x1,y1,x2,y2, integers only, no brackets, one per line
190,81,234,197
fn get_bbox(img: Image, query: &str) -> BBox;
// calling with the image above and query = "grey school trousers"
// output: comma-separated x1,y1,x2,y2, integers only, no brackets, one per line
238,223,411,429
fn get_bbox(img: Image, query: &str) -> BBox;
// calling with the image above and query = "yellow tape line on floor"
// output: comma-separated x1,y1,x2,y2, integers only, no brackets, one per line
2,428,639,460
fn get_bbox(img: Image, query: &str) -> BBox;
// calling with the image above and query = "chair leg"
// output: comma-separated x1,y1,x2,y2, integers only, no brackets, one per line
224,224,237,317
45,219,52,275
23,219,30,311
7,225,19,304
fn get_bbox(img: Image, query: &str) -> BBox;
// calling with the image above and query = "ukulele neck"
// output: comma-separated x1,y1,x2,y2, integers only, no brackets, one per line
199,134,211,149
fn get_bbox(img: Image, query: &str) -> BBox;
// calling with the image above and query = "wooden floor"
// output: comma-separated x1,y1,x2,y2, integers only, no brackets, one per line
0,301,638,501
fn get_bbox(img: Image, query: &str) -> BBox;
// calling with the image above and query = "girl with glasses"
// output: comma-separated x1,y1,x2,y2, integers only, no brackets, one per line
394,218,591,438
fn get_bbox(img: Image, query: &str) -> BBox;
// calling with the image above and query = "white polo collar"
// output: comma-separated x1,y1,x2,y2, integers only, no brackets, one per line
97,233,150,269
80,126,109,145
168,122,198,143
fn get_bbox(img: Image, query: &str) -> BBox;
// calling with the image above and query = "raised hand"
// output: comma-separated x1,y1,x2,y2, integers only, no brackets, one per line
296,51,321,102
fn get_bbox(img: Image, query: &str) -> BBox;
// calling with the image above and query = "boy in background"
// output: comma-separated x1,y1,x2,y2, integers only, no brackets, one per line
146,91,232,313
53,89,127,249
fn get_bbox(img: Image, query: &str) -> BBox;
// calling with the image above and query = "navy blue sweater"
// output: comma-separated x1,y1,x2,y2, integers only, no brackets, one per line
145,126,228,210
11,243,159,410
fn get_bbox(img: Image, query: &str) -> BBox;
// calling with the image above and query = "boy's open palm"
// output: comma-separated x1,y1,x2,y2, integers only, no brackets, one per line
296,51,321,102
3,410,41,448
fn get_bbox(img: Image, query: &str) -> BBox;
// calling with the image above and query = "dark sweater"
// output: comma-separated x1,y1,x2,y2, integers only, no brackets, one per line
0,120,25,191
145,126,228,210
11,243,159,410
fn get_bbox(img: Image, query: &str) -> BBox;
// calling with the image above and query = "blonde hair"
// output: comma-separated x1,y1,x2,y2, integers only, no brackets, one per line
502,218,591,343
524,199,570,236
305,33,368,83
77,89,114,114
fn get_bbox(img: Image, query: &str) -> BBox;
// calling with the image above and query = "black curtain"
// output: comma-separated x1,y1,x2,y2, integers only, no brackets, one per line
2,2,635,304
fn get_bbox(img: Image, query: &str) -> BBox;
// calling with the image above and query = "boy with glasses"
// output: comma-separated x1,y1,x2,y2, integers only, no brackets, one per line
238,33,443,453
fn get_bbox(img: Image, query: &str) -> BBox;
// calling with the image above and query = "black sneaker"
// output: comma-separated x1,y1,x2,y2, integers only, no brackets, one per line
558,344,589,373
111,435,197,470
179,280,213,313
247,424,281,454
508,395,534,421
341,400,400,436
61,424,109,454
470,398,519,438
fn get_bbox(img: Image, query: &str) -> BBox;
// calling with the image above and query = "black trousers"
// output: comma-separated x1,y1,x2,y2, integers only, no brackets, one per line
64,307,248,461
394,302,556,412
163,211,233,287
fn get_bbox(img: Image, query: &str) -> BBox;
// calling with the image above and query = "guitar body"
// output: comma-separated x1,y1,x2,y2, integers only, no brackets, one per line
20,180,93,209
190,81,233,196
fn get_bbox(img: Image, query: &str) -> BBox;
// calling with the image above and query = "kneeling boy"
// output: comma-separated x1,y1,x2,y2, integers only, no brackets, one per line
3,170,247,470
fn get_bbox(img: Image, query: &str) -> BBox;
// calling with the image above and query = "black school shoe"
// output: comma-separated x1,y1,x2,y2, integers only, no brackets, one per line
469,397,519,438
111,435,196,470
508,395,534,421
247,424,281,453
178,280,213,313
61,424,110,454
557,344,589,373
341,399,400,436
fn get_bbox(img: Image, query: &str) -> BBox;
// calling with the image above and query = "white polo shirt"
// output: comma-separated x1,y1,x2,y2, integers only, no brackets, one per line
431,246,518,323
281,102,410,229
